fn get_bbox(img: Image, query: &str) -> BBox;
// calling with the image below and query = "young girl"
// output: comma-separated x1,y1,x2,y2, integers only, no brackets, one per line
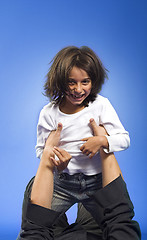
35,46,130,215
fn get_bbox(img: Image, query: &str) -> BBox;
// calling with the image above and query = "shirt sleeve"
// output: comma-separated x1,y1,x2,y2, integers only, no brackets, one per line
35,108,55,159
99,98,130,153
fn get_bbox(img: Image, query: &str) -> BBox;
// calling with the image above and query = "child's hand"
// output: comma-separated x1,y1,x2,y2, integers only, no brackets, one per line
50,147,72,172
80,118,109,158
80,136,105,159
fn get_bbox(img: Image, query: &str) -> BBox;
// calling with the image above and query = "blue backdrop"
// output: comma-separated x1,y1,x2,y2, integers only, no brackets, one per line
0,0,147,239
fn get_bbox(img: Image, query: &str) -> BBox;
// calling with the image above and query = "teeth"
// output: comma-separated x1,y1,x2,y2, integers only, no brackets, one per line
73,95,83,98
69,93,84,99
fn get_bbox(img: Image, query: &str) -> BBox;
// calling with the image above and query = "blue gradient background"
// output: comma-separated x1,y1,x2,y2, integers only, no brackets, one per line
0,0,147,239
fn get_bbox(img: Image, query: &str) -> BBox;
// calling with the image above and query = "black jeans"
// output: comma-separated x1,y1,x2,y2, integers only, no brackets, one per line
17,176,141,240
17,176,102,240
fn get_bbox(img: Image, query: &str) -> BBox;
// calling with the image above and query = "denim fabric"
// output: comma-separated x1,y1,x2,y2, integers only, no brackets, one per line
17,175,103,240
51,172,102,215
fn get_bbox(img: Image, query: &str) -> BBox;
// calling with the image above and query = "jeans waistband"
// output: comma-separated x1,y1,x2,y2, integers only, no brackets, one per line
56,172,102,181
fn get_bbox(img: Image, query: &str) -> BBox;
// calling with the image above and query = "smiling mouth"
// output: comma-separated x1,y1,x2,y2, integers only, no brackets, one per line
70,94,85,100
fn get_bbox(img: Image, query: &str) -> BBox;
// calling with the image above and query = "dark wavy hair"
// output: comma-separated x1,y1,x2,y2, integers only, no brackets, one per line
44,46,108,106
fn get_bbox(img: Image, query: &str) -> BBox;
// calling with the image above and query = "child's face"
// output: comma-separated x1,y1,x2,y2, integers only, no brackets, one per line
65,66,92,106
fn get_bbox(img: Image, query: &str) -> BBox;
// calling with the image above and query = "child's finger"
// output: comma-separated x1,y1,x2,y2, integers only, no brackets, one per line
84,150,91,156
53,148,64,161
53,146,63,154
80,144,85,151
54,147,72,158
53,147,67,159
50,157,60,166
81,137,89,141
82,148,89,154
89,152,95,159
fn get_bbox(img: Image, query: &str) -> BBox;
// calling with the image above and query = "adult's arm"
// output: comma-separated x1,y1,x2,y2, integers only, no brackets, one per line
19,123,71,240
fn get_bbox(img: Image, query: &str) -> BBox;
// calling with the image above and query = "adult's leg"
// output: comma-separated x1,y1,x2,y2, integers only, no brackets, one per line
93,172,141,240
17,123,72,240
17,176,69,240
30,123,63,209
89,119,141,239
76,203,103,240
17,152,60,238
80,152,141,240
74,120,121,239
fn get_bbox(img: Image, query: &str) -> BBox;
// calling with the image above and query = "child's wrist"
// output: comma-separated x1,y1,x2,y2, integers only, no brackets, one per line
99,135,109,149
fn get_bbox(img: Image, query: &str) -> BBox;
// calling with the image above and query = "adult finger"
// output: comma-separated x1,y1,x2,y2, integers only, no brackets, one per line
89,118,99,136
56,123,63,134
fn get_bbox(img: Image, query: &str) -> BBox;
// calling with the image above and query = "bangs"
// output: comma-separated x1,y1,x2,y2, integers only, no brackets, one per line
44,46,108,105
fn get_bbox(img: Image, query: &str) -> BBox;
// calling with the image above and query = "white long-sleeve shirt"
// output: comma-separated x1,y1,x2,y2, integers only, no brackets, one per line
35,95,130,175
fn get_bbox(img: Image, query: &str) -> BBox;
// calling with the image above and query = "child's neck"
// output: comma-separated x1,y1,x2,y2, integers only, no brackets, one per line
59,100,85,114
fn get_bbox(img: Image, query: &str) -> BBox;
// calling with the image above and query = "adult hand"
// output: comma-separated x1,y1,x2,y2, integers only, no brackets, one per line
44,123,63,151
31,123,63,208
89,118,108,136
42,123,63,168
